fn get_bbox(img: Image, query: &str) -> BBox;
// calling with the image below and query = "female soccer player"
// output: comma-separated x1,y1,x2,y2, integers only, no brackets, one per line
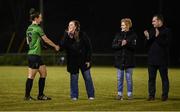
24,8,60,100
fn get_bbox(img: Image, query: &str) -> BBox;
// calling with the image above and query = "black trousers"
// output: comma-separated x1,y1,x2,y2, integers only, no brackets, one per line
148,65,169,97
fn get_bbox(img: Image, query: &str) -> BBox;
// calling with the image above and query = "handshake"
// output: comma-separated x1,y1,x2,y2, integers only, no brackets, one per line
54,45,60,51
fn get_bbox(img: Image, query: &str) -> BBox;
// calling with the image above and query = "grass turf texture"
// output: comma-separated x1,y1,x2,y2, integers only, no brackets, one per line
0,66,180,111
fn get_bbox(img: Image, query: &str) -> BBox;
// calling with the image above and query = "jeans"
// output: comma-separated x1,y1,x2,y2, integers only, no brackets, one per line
117,68,133,96
70,69,95,98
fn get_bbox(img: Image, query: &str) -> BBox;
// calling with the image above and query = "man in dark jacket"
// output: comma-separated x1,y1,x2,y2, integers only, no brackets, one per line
144,14,171,101
60,20,95,101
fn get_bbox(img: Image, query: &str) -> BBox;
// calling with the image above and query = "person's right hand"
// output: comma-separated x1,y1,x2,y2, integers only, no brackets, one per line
155,28,159,37
144,30,149,39
55,45,60,51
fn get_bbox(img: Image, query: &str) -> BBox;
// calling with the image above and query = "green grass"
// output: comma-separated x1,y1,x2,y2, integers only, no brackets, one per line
0,66,180,111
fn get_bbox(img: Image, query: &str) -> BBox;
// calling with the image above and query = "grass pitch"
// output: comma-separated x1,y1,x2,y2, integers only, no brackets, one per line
0,66,180,111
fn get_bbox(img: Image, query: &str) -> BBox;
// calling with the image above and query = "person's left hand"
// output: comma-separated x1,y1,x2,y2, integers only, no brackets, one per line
121,40,127,46
85,62,90,68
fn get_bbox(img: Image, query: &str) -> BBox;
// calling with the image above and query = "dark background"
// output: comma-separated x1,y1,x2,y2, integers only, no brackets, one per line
0,0,179,66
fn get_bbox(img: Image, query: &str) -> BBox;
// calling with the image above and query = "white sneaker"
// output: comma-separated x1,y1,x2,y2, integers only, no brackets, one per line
89,97,95,100
71,97,78,101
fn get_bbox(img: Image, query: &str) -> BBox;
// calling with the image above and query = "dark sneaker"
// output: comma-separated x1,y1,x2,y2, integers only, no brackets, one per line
161,96,168,101
127,95,133,100
37,95,52,100
147,96,155,101
116,95,123,100
24,96,36,101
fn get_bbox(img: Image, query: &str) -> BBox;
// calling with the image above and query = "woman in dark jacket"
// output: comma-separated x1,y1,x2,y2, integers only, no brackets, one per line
112,18,137,100
60,20,95,101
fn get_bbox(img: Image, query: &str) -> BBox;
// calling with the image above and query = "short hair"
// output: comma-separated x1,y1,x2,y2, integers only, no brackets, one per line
29,8,40,21
153,14,164,23
121,18,132,28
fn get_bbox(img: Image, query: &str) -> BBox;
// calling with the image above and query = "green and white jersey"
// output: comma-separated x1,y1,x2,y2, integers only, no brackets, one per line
26,24,45,56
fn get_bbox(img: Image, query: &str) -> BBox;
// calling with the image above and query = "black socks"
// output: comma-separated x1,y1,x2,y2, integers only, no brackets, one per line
38,78,46,96
25,78,33,97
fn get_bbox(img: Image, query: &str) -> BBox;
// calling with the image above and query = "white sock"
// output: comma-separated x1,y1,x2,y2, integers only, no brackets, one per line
118,92,123,96
127,92,132,97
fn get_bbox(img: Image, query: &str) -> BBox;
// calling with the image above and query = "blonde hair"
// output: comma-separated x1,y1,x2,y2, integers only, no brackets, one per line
121,18,132,28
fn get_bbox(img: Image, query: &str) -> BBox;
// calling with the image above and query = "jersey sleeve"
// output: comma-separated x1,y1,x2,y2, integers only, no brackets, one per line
38,27,45,37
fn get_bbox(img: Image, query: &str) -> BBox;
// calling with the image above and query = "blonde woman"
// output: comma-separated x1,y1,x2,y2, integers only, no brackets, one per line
25,8,59,100
112,18,137,100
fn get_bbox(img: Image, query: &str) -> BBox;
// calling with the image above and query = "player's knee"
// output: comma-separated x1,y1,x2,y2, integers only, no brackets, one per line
28,74,35,79
40,73,47,78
